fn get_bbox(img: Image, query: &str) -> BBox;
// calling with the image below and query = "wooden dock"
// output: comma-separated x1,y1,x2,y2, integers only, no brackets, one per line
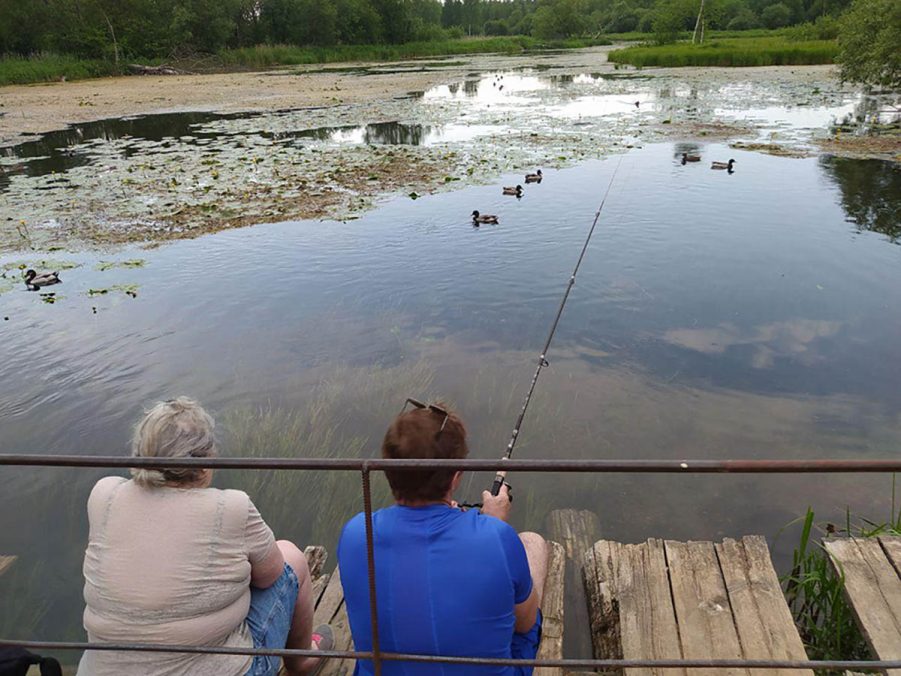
825,536,901,675
583,535,811,676
290,519,901,675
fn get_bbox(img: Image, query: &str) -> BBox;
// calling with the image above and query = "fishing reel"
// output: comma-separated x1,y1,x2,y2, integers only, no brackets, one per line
457,477,513,511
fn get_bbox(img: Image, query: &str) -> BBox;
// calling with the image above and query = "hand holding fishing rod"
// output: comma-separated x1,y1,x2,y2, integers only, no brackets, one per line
488,156,625,499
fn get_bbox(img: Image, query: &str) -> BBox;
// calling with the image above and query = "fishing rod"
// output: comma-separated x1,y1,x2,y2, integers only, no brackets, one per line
488,155,626,499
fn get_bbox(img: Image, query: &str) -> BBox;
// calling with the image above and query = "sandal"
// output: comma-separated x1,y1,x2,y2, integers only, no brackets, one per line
307,624,334,676
311,624,334,652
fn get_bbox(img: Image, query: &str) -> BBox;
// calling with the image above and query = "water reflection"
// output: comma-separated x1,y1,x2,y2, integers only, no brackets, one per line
820,155,901,242
2,144,900,662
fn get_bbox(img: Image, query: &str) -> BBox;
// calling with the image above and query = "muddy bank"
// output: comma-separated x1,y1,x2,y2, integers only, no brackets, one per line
0,49,618,148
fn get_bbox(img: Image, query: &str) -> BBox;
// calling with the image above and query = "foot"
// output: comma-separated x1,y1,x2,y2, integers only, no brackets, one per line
311,624,334,652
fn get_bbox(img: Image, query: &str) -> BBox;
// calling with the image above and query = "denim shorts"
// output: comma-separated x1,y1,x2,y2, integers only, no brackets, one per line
510,609,543,676
244,563,300,676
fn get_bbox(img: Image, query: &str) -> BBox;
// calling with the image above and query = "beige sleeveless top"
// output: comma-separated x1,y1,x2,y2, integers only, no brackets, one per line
77,476,276,676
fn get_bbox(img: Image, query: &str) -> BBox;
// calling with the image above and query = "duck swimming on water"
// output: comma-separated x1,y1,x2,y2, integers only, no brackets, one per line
503,185,523,197
472,210,499,225
711,159,735,170
24,269,61,291
525,169,542,183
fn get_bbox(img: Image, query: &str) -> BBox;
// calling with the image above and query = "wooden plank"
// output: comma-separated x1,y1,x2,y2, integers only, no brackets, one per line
317,601,355,676
535,540,566,676
825,538,901,673
311,573,330,608
584,539,624,664
587,539,683,676
620,540,684,676
314,565,346,625
0,556,16,577
547,509,601,661
547,509,601,569
665,540,746,676
879,536,901,578
715,536,812,676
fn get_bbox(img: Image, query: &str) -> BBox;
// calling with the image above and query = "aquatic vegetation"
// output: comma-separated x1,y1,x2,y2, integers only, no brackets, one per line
781,497,901,661
87,284,139,298
95,259,146,271
609,38,839,68
219,360,436,550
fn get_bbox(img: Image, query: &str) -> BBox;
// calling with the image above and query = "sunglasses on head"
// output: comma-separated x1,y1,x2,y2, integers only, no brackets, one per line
402,398,450,435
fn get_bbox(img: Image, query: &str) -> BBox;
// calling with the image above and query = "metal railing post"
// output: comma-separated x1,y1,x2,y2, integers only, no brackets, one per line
361,464,382,676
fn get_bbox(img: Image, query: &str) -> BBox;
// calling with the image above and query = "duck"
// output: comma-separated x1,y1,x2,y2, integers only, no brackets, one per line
24,269,61,291
503,185,523,197
472,210,498,225
711,159,736,170
682,153,701,164
524,169,543,183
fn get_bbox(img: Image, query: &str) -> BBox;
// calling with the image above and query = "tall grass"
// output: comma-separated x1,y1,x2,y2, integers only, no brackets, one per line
781,487,901,663
605,28,789,41
0,54,121,86
608,37,838,68
0,36,610,86
217,36,609,69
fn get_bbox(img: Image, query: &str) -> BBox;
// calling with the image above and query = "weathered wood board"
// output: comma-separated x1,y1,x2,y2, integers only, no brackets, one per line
825,536,901,675
0,555,16,577
546,508,601,664
535,540,566,676
584,536,812,676
715,536,811,676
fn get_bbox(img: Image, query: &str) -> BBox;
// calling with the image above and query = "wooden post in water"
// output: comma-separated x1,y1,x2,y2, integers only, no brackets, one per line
0,556,16,578
546,509,602,662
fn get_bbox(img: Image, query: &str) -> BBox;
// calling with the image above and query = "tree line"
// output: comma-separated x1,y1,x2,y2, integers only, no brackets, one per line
0,0,857,60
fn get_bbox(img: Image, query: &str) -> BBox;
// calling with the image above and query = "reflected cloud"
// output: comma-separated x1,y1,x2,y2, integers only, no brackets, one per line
663,319,843,368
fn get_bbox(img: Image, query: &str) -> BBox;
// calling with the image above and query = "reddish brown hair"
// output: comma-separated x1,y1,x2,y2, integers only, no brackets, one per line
381,402,468,502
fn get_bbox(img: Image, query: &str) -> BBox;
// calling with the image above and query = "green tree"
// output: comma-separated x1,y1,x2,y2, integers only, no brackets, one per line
761,2,792,27
837,0,901,89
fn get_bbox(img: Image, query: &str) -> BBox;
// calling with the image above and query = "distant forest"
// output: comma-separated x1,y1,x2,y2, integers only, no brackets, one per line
0,0,853,59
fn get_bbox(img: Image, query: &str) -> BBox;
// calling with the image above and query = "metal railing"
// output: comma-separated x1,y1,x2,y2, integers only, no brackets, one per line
2,452,901,673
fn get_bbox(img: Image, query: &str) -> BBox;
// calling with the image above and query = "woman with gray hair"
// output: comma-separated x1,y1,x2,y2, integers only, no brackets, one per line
78,397,331,676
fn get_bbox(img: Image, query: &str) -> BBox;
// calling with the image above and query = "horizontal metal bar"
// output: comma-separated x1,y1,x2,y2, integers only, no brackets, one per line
2,640,899,670
1,454,900,472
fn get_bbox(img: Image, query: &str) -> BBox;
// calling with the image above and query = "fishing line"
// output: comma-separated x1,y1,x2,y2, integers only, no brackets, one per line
488,154,627,497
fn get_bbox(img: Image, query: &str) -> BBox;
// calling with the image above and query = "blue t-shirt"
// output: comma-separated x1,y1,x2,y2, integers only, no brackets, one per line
337,504,533,675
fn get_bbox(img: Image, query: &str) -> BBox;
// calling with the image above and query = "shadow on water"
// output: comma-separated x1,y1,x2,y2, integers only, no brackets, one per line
819,155,901,243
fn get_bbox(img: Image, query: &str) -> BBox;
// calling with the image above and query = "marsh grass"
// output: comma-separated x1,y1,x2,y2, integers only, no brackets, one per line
781,485,901,663
0,54,120,85
216,36,610,69
608,37,838,68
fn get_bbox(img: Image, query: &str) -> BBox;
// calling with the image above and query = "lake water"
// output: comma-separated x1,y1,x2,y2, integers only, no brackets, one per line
1,60,900,663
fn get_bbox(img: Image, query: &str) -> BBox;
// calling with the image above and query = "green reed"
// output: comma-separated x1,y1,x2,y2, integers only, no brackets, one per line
216,36,610,69
781,483,901,665
0,53,121,85
608,37,838,68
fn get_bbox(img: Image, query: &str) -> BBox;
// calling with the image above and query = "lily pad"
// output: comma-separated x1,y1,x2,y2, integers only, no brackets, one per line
96,259,147,271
